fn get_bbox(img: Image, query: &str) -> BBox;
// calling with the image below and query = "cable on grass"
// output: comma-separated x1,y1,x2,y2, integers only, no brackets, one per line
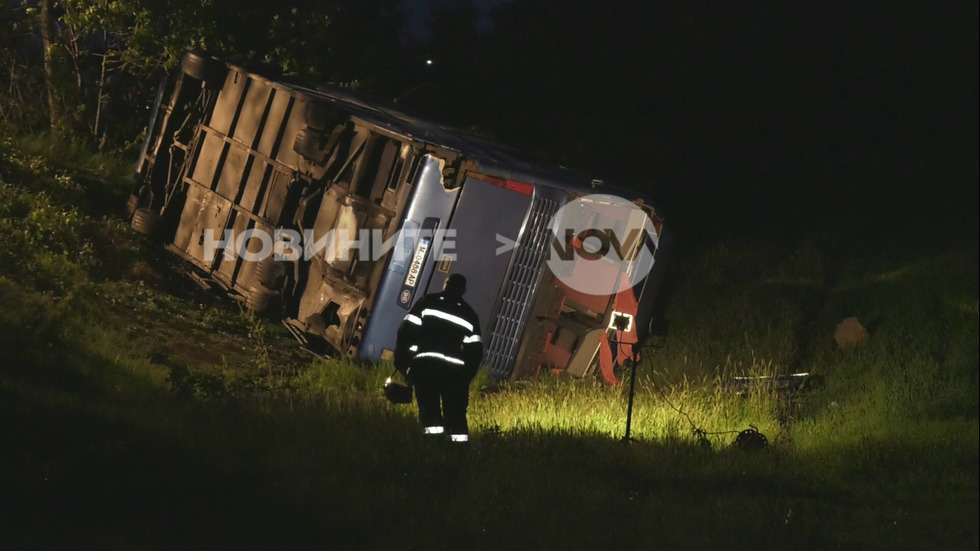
641,342,765,451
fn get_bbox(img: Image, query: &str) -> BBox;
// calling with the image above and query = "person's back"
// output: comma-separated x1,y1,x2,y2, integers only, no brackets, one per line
395,274,483,442
400,292,480,368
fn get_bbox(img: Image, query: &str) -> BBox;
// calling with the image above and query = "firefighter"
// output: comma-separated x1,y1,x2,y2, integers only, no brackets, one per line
395,274,483,443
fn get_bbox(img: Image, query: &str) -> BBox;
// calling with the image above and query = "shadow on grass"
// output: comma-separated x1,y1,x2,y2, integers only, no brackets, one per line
4,326,976,551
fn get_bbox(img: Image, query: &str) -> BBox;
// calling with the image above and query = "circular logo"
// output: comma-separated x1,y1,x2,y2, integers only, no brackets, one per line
546,194,659,296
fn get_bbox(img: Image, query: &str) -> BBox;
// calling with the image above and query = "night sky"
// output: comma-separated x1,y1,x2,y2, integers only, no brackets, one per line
398,1,978,249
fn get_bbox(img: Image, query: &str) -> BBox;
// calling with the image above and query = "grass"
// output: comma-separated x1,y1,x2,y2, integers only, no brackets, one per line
0,134,977,549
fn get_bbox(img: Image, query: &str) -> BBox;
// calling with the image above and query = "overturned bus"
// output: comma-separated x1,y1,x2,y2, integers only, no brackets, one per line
127,51,671,382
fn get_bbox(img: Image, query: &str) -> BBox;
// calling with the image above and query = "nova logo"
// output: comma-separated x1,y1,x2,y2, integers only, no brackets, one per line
549,227,648,262
546,194,659,296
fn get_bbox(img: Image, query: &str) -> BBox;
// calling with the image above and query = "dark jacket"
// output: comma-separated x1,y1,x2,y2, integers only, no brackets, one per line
395,291,483,377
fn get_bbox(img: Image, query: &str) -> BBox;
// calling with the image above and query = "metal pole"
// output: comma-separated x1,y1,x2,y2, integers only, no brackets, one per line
621,343,638,444
618,318,668,444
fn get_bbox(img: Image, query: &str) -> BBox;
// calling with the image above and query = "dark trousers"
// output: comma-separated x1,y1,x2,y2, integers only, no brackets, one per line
409,363,473,436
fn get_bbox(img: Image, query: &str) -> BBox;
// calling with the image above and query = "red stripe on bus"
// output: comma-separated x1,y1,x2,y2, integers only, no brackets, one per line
471,174,534,196
503,180,534,196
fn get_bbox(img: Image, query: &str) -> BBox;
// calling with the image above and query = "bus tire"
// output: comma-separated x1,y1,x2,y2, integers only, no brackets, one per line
293,128,326,162
305,101,334,131
126,194,140,218
131,208,164,238
245,287,276,313
253,259,286,289
182,52,226,87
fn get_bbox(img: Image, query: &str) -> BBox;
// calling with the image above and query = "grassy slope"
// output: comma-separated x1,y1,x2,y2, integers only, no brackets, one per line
0,136,976,550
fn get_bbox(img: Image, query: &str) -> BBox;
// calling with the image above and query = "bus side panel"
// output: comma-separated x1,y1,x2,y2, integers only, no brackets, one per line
357,155,458,361
425,176,533,336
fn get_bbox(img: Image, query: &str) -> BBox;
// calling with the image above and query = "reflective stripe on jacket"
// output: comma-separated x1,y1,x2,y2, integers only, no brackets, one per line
395,292,483,374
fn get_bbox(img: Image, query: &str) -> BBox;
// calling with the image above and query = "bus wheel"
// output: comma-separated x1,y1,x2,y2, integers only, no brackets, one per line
253,259,286,289
126,194,140,217
245,287,277,313
182,51,226,87
131,208,164,238
304,101,335,131
293,128,326,162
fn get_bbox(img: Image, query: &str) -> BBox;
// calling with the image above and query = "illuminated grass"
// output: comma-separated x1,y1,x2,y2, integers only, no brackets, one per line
467,373,784,445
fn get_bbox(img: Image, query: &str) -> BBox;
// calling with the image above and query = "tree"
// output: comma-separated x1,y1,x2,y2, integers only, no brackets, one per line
40,0,60,129
9,0,410,143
